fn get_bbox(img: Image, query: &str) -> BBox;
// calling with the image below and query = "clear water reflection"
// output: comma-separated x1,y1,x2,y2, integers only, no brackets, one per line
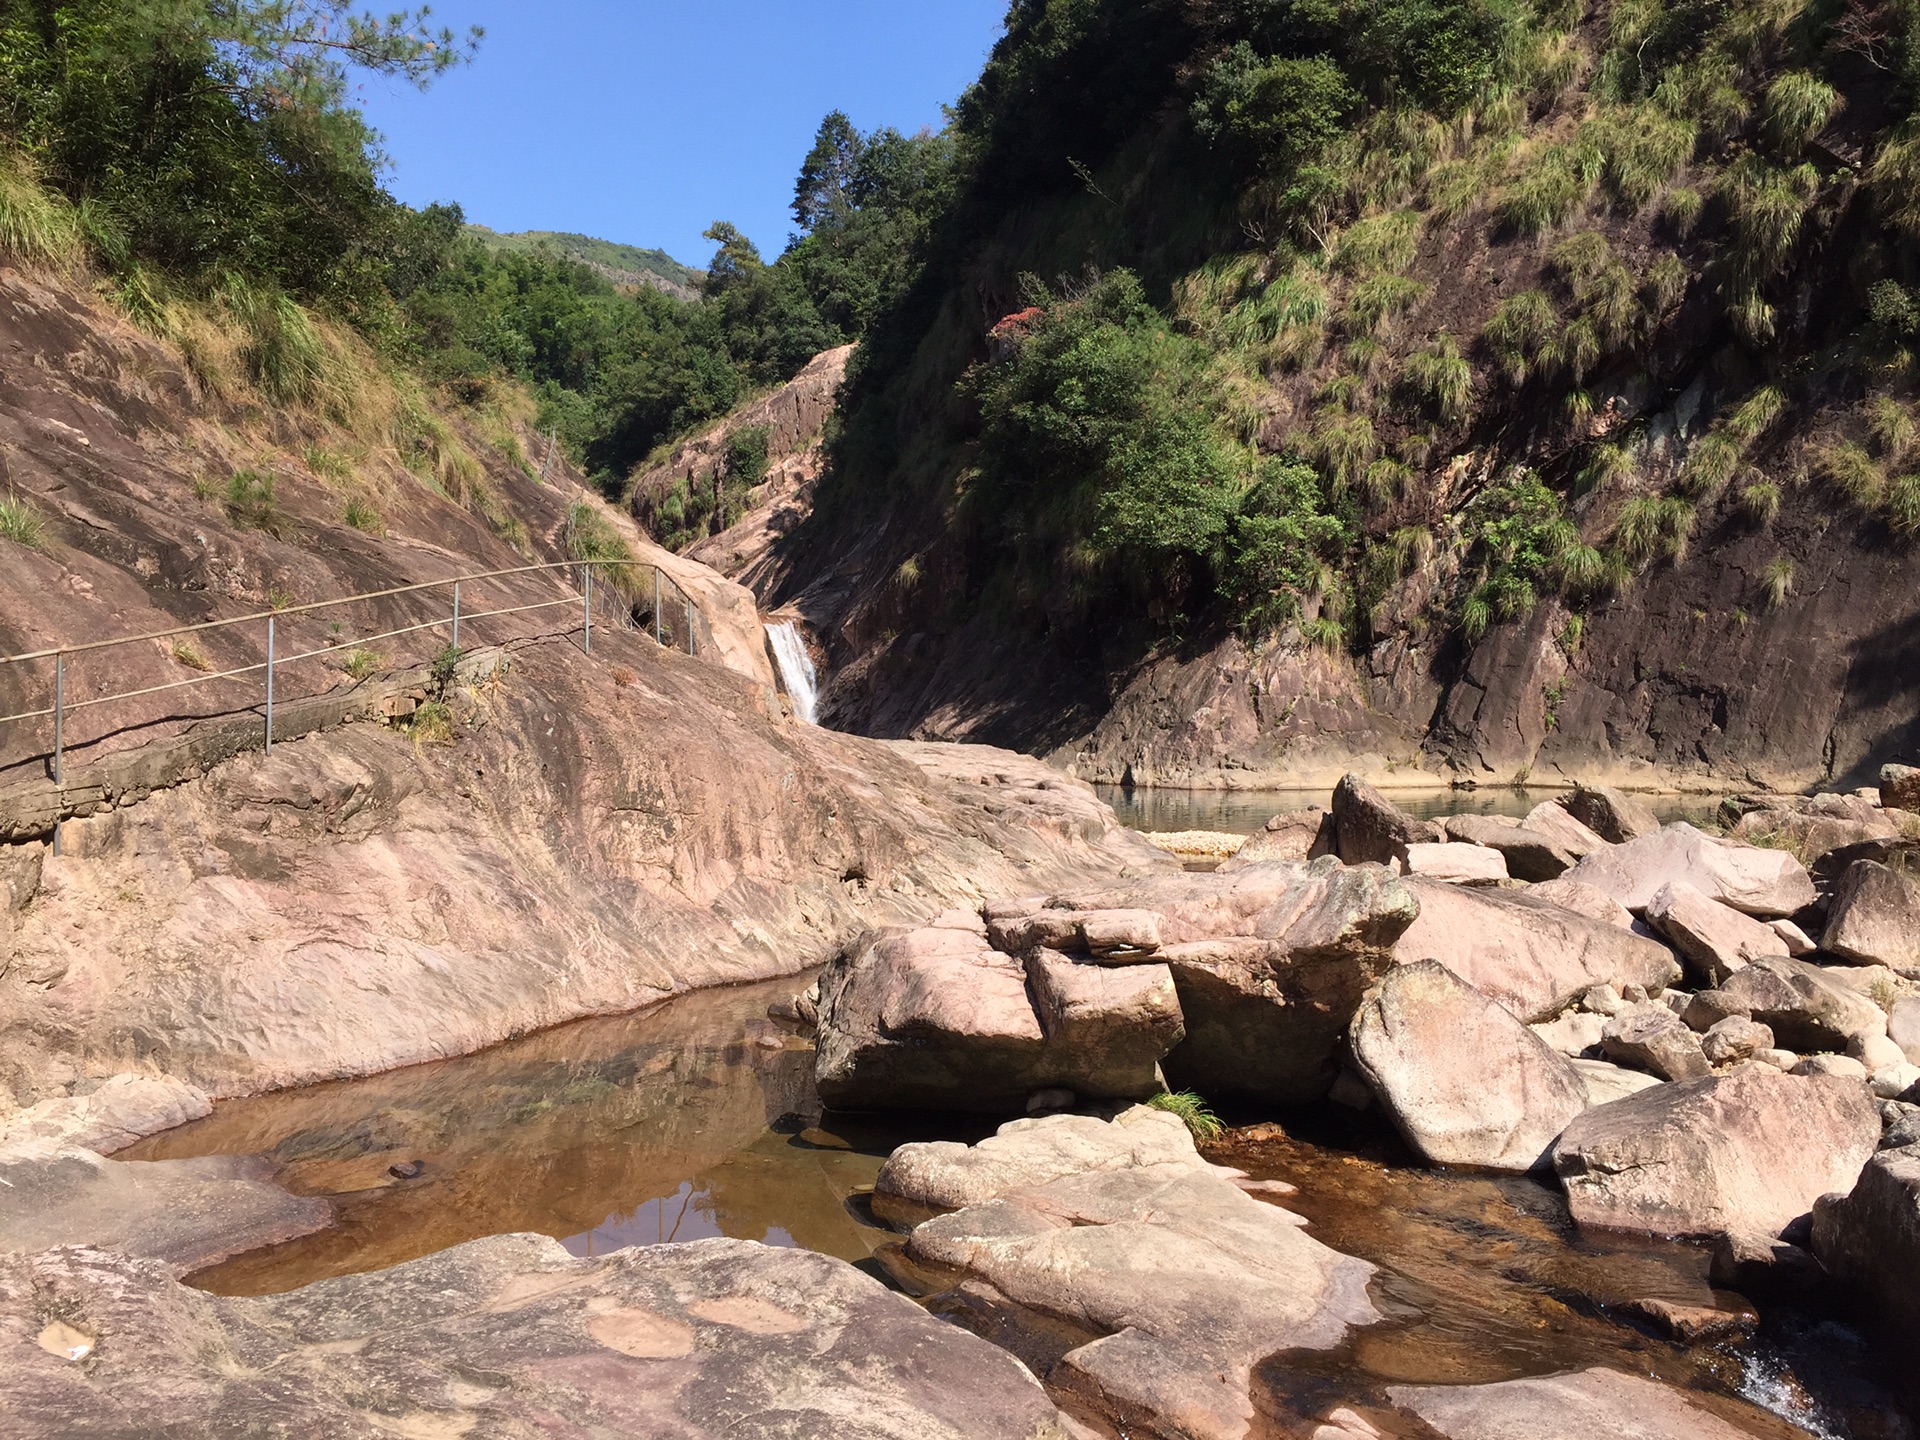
1095,783,1724,836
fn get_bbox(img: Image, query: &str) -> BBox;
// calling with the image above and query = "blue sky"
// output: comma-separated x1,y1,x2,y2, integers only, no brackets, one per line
353,1,1009,268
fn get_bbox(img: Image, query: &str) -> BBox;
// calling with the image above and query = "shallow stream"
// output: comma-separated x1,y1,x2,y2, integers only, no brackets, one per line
1094,783,1724,835
129,975,1914,1438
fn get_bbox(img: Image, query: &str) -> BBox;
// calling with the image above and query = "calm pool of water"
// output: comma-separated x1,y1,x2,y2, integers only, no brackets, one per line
1094,784,1724,836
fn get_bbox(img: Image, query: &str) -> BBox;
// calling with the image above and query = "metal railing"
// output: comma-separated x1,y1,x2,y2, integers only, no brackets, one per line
0,557,702,797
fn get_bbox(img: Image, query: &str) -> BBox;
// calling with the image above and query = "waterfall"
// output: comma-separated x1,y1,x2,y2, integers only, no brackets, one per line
766,621,819,724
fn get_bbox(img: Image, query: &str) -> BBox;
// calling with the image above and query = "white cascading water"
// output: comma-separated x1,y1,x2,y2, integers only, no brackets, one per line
766,620,819,724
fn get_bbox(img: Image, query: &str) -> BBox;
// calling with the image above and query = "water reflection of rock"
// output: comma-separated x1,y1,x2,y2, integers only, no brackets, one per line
126,977,896,1295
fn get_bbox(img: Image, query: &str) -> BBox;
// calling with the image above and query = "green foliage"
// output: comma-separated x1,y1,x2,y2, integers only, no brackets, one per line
342,499,383,535
1888,473,1920,537
1402,332,1472,420
0,490,46,548
1500,143,1598,233
1457,469,1581,630
1763,72,1839,153
1345,273,1429,334
1819,441,1886,508
1761,555,1795,608
1482,288,1558,383
410,696,454,744
1148,1089,1224,1143
1737,479,1781,524
429,644,463,692
1613,493,1696,566
223,469,287,534
342,646,380,680
1192,46,1359,171
1225,459,1355,629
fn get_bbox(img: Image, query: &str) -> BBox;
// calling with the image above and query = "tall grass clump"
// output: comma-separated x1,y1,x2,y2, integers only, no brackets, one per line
1764,72,1840,153
1149,1089,1225,1142
0,491,47,549
1403,333,1472,420
0,153,82,268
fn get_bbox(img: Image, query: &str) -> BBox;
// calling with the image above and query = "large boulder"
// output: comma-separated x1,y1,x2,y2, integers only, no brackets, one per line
1524,876,1635,928
1891,996,1920,1065
1562,785,1662,844
1330,774,1440,864
813,920,1183,1111
1812,1144,1920,1337
1551,1067,1881,1238
1730,794,1898,861
1881,763,1920,811
1226,808,1335,866
1381,1366,1812,1440
1713,956,1890,1053
1823,860,1920,972
1644,881,1789,985
1565,824,1816,918
1401,841,1509,885
1350,962,1588,1172
1393,880,1680,1023
1442,814,1575,880
0,1234,1076,1438
991,859,1419,1105
1523,801,1611,859
889,1109,1379,1440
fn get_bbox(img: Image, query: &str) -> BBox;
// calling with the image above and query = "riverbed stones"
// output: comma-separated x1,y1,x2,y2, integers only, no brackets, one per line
1813,1144,1920,1337
1823,860,1920,972
1644,881,1790,985
1714,956,1889,1052
1701,1016,1775,1067
0,1233,1078,1439
1565,824,1817,918
1401,841,1510,885
1351,962,1589,1172
1551,1067,1881,1238
812,925,1183,1111
0,1148,330,1277
891,1110,1380,1440
1600,1004,1712,1081
1563,785,1662,844
1570,1058,1665,1106
1330,774,1440,864
1891,996,1920,1064
1384,1365,1807,1439
0,1074,211,1156
1394,880,1680,1023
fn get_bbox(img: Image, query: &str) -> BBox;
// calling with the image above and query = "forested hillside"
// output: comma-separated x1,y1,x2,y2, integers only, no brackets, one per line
463,226,704,301
0,2,933,499
758,0,1920,790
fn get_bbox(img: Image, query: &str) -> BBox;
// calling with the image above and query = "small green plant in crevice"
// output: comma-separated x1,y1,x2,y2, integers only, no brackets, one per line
1762,556,1796,608
0,490,45,549
267,586,296,611
429,643,464,695
1148,1089,1224,1143
170,640,212,672
1543,676,1570,731
343,499,384,535
409,697,454,745
342,647,381,681
225,469,288,535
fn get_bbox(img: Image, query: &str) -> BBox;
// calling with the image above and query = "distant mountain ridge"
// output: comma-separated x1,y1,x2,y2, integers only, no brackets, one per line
465,225,703,301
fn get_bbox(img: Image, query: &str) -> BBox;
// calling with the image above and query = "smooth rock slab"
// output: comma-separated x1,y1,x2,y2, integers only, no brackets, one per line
1823,860,1920,972
1442,814,1574,881
0,1235,1077,1439
1226,808,1334,866
0,1074,211,1157
1386,1366,1811,1439
1714,956,1889,1053
1563,786,1662,844
1601,1004,1712,1082
1394,880,1680,1023
1552,1067,1881,1238
900,1117,1379,1440
0,1149,330,1278
1402,841,1510,885
1566,824,1816,918
1352,962,1588,1172
1525,876,1635,928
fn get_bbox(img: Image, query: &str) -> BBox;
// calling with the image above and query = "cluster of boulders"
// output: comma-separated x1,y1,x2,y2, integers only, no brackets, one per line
797,768,1920,1433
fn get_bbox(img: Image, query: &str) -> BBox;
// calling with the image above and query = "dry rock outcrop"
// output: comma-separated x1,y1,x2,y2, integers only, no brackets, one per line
1551,1067,1881,1238
1644,881,1790,985
1441,813,1575,880
1709,956,1890,1053
1351,961,1588,1171
0,1234,1076,1438
1563,786,1662,844
1565,823,1817,917
1329,774,1440,863
1393,879,1680,1022
1226,807,1334,866
884,1109,1379,1440
1600,1004,1712,1081
1823,860,1920,972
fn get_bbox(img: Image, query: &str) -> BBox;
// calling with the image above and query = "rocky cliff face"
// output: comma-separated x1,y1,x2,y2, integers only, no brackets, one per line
0,270,1166,1126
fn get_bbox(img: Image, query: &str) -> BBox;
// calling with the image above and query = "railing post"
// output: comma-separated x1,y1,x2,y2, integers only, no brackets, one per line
653,568,662,646
583,568,592,654
52,651,64,785
264,614,275,753
452,581,461,651
685,596,694,655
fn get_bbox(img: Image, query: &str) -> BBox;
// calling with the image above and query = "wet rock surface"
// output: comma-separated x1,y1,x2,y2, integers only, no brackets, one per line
1552,1068,1881,1238
0,1234,1078,1439
1381,1366,1810,1439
